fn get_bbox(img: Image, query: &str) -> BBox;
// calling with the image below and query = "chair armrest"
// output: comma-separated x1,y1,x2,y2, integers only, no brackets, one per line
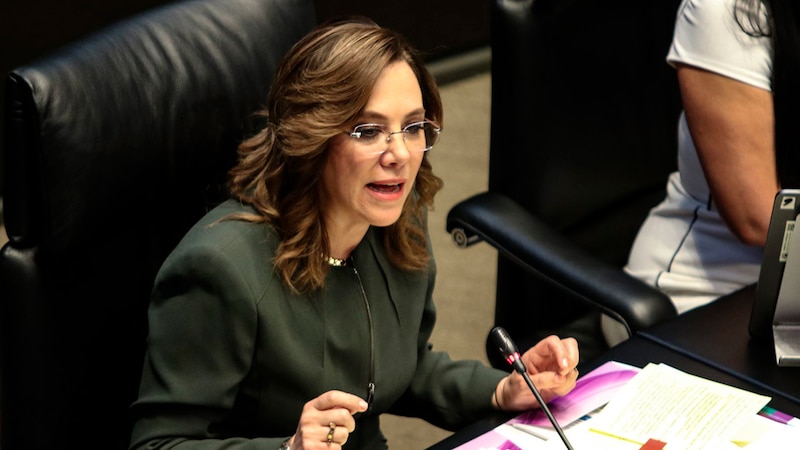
446,191,677,335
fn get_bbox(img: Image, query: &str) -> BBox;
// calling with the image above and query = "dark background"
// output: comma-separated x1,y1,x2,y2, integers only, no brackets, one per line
0,0,491,213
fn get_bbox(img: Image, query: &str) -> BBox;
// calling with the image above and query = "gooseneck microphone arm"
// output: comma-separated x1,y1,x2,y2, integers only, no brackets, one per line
490,327,574,450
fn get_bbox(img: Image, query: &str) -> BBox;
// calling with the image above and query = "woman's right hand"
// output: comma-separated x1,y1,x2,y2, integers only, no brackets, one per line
289,390,368,449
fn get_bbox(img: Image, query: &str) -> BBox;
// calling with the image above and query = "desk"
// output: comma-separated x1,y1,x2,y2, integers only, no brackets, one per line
428,317,800,449
639,284,800,407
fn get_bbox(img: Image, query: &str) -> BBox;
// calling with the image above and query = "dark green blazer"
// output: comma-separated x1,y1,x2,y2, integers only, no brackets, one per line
129,199,505,449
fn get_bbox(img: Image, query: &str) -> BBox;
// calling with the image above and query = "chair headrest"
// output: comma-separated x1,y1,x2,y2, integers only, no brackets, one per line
4,0,315,259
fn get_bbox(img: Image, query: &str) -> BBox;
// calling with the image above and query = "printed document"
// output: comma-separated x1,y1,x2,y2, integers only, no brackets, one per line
588,363,770,449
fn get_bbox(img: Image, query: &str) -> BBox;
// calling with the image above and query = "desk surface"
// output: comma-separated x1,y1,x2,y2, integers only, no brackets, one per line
428,310,800,450
639,284,800,407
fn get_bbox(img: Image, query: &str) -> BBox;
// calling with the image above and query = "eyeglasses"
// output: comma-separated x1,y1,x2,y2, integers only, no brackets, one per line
346,120,442,154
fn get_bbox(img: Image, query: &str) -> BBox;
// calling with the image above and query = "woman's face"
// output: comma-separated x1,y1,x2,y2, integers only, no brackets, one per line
321,61,426,234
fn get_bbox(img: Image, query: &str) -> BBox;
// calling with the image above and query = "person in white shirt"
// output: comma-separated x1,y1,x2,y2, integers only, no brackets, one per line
605,0,800,345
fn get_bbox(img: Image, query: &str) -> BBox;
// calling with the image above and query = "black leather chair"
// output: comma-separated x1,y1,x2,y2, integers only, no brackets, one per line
0,1,315,448
447,0,683,367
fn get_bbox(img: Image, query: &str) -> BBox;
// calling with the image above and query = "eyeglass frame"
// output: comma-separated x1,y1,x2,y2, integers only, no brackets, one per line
344,120,442,154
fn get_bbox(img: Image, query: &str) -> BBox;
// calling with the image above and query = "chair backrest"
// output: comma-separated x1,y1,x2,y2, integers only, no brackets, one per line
489,0,682,329
0,1,315,448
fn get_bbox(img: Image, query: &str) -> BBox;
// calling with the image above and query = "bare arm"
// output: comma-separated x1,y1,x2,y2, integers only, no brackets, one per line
676,63,778,246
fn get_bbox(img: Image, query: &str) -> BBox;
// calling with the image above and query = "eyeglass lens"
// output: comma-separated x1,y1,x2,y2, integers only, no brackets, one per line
351,121,441,153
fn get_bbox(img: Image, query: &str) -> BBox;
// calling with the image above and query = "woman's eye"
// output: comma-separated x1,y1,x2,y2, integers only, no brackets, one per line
357,126,383,139
404,123,424,133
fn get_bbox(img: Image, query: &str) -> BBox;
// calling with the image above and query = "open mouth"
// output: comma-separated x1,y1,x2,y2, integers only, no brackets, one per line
367,183,402,193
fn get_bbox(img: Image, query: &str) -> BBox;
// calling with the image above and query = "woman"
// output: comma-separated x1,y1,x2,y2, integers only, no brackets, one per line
129,17,579,449
612,0,800,346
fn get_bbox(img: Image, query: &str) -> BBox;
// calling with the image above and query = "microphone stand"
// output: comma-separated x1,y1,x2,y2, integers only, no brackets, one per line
490,327,575,450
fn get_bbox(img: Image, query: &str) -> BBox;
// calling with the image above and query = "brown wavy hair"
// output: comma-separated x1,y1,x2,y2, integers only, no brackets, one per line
227,17,444,294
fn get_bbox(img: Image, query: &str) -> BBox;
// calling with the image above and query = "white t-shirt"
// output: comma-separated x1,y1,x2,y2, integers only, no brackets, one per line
624,0,773,313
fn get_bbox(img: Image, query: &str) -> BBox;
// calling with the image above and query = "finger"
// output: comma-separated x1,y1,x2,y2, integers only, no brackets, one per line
559,337,580,375
532,368,577,391
311,390,368,416
557,369,579,395
333,411,357,433
528,335,569,373
542,335,580,375
326,422,350,447
326,421,336,445
301,406,356,434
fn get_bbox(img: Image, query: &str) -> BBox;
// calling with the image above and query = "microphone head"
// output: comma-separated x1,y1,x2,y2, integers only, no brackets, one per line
490,327,525,373
490,326,518,355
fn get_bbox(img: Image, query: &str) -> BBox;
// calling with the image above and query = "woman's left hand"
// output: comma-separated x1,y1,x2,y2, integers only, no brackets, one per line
493,335,579,411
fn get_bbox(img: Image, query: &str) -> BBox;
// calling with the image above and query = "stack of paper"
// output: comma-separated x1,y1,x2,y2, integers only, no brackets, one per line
587,363,770,449
454,361,800,449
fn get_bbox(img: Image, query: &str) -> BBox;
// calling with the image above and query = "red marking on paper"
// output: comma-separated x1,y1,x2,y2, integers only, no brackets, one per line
639,438,667,449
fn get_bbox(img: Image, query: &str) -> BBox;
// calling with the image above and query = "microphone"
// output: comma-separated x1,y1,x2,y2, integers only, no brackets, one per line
490,327,574,450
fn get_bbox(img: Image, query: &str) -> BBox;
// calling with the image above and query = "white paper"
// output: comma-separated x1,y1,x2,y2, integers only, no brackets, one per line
588,363,771,449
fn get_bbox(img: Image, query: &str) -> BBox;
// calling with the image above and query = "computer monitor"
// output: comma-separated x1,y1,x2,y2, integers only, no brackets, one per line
749,189,800,341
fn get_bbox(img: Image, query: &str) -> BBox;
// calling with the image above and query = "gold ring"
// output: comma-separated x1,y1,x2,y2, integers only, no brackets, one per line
327,422,336,444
